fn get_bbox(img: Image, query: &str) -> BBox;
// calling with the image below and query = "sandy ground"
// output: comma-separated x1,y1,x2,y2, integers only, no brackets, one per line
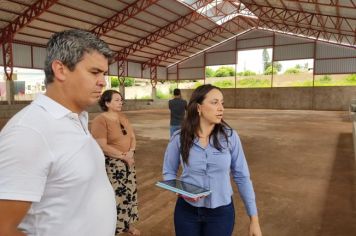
118,109,356,236
1,108,356,236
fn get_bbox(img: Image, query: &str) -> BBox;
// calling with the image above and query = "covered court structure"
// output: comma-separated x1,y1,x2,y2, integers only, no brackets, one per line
1,0,356,235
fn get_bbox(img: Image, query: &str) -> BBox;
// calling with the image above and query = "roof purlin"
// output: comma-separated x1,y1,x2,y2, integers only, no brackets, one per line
241,1,356,46
91,0,159,37
0,0,59,45
142,15,245,69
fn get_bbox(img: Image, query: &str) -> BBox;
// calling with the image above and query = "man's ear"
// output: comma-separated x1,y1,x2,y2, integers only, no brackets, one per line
51,60,67,82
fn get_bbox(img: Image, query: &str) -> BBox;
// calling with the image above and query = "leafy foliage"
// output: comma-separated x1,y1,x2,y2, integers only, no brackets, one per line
194,81,203,88
320,75,331,82
346,74,356,82
110,76,135,87
110,76,119,87
284,68,301,74
205,67,215,77
215,66,235,77
212,80,234,88
124,77,135,87
236,70,257,76
262,49,270,71
264,66,277,75
237,78,270,88
156,89,171,99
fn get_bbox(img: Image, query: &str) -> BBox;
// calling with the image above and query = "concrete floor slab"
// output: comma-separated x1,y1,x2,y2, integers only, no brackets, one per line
1,108,355,236
116,109,356,236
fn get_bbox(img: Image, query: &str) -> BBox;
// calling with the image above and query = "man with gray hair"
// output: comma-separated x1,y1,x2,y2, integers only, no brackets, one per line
0,29,117,236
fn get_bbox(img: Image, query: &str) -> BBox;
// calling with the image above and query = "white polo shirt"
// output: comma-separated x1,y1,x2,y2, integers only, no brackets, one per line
0,94,116,236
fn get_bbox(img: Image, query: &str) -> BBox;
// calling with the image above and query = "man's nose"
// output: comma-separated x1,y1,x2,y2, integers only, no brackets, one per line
97,76,107,87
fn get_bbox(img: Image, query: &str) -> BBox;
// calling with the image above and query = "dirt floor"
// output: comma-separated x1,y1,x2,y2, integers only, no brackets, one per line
116,109,356,236
1,108,356,236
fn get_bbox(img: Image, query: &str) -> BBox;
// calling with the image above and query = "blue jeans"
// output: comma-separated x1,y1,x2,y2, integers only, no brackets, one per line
170,125,181,137
174,197,235,236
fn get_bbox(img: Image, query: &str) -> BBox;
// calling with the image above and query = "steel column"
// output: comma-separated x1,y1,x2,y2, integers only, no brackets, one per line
2,40,13,81
150,65,157,88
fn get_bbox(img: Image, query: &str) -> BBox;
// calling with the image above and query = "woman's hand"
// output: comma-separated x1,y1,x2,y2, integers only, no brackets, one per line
177,194,205,202
126,150,135,160
121,153,135,168
249,215,262,236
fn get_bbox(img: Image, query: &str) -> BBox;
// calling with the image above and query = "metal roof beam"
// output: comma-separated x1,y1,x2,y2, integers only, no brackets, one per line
242,3,355,40
259,20,354,46
1,0,58,83
142,17,243,69
91,0,159,37
116,0,214,60
0,0,58,45
282,0,356,8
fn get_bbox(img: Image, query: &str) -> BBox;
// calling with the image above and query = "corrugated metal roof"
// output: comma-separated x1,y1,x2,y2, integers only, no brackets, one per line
0,0,355,70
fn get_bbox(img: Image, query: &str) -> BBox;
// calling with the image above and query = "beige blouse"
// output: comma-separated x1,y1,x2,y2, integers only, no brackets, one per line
91,113,136,153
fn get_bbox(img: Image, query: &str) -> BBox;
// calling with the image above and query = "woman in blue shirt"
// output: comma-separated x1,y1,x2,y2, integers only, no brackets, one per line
163,84,262,236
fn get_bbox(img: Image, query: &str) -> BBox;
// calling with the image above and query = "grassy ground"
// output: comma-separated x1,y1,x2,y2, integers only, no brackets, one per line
204,73,356,88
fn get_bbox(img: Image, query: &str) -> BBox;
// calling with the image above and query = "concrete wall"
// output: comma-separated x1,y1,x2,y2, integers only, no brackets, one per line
1,86,356,119
0,99,168,119
0,103,29,118
181,86,356,111
88,99,168,113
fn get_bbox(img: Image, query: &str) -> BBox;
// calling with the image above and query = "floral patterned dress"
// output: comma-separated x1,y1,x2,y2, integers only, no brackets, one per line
91,113,139,234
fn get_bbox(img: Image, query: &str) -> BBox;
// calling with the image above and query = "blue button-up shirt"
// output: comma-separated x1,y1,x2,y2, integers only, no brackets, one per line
163,129,257,216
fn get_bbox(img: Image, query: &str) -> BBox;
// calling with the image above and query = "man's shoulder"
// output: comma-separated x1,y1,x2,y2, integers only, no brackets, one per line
4,103,39,125
170,98,186,103
1,101,55,135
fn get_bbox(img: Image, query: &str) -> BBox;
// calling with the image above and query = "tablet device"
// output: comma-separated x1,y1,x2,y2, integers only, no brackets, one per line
156,179,211,198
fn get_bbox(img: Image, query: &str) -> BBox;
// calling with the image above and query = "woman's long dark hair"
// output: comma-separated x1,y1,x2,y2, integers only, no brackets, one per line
180,84,231,164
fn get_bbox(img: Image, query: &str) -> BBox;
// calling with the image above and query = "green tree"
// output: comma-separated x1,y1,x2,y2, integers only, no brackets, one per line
215,66,235,77
273,62,282,72
123,77,135,87
262,49,270,71
110,76,119,87
212,80,234,88
346,74,356,82
264,65,277,75
284,67,301,74
205,67,215,77
110,76,135,87
242,70,256,76
264,62,282,74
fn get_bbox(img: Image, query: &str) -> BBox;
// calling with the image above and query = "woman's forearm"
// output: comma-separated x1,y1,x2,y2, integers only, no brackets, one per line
101,144,126,160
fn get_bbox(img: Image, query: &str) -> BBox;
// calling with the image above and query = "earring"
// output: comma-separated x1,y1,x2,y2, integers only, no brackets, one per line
198,111,201,116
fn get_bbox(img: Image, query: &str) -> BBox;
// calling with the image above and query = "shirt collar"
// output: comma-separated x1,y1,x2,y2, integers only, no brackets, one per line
33,94,88,121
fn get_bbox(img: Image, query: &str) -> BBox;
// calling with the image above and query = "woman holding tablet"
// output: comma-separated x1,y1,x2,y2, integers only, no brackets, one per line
163,84,262,236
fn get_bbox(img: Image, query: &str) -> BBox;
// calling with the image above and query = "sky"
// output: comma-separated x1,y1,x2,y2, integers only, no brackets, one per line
236,49,312,74
208,48,312,74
